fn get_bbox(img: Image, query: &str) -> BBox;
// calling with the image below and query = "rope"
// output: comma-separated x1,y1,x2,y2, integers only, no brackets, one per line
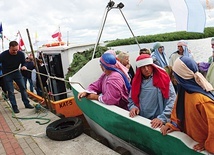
0,67,83,87
0,67,84,124
0,67,85,95
2,92,51,125
0,130,45,138
26,68,85,89
0,68,19,78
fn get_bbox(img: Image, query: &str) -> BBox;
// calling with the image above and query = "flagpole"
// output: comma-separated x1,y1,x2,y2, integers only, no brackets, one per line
34,31,39,50
58,26,61,45
67,31,69,46
0,22,3,52
18,30,28,53
1,33,3,52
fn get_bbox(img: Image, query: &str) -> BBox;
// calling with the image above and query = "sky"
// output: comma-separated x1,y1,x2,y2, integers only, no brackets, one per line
0,0,214,51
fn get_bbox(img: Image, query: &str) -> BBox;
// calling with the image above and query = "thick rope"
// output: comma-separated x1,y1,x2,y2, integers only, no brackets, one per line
25,68,83,86
0,67,83,125
2,92,51,125
0,68,19,78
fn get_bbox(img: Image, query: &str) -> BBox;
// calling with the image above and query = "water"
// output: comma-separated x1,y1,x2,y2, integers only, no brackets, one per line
110,37,213,63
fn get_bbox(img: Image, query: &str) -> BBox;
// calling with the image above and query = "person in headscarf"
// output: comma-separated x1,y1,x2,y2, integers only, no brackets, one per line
128,54,176,128
208,37,214,63
78,53,131,110
169,40,193,67
160,56,214,154
206,37,214,88
197,37,214,77
104,50,131,83
117,51,135,84
169,40,193,93
151,42,169,68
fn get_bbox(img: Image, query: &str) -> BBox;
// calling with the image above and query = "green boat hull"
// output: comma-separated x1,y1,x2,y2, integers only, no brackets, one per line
72,84,205,155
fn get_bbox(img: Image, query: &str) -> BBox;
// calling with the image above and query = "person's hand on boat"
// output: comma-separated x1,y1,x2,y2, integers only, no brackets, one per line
150,118,163,128
78,92,99,101
129,107,139,117
78,92,88,100
86,93,99,100
193,143,205,152
160,125,173,135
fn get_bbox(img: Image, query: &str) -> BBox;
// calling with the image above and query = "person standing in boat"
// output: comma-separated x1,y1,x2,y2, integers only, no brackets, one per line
197,38,214,77
169,40,193,66
139,48,163,67
169,40,193,92
139,48,151,55
117,51,135,84
0,41,34,113
128,54,176,128
104,50,131,83
151,42,169,68
78,53,131,110
206,37,214,89
160,56,214,154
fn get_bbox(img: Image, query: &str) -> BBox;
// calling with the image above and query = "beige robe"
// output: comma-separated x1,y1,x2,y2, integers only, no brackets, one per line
206,62,214,89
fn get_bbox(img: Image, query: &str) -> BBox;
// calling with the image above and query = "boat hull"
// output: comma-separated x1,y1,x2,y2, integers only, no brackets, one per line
69,57,208,155
71,83,205,155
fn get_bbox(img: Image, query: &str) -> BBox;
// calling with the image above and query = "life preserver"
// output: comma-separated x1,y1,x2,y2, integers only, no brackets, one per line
43,42,65,47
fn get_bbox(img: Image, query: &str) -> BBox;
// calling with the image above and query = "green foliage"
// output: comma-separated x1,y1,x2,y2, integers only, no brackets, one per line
65,46,109,88
106,27,214,47
65,27,214,89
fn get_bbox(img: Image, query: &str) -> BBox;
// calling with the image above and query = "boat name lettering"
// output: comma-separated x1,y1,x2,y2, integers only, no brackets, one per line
59,100,73,108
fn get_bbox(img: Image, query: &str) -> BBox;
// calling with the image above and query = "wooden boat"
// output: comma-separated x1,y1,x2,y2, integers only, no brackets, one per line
69,53,209,155
13,82,82,117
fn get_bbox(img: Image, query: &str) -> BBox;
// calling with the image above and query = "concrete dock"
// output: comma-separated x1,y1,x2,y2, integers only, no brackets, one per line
0,90,119,155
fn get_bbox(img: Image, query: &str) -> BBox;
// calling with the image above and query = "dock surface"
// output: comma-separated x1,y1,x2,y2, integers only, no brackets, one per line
0,90,119,155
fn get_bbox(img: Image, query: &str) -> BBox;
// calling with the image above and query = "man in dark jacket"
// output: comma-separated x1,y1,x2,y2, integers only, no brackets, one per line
0,41,34,113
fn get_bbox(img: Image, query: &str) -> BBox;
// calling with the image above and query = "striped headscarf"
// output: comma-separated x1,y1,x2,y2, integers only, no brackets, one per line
173,56,214,96
172,56,214,128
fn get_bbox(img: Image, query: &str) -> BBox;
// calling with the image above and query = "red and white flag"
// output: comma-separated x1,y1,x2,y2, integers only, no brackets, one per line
52,32,60,38
52,31,62,42
17,31,25,51
19,38,24,50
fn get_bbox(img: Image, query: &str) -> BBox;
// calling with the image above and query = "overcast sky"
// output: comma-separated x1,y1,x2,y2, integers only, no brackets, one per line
0,0,214,50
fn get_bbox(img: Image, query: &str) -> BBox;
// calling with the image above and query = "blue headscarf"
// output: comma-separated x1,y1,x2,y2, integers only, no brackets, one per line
152,42,169,68
174,56,214,100
100,53,131,92
173,56,214,130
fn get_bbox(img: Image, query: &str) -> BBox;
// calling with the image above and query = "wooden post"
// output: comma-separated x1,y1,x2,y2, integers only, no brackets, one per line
26,28,50,109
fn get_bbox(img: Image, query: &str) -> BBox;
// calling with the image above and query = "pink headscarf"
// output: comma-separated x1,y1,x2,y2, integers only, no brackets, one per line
177,41,187,47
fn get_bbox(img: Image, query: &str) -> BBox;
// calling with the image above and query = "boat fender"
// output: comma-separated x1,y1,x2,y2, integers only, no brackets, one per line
46,117,84,141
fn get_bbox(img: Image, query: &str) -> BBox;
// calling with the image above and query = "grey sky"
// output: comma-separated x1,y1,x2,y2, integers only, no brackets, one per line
0,0,213,50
